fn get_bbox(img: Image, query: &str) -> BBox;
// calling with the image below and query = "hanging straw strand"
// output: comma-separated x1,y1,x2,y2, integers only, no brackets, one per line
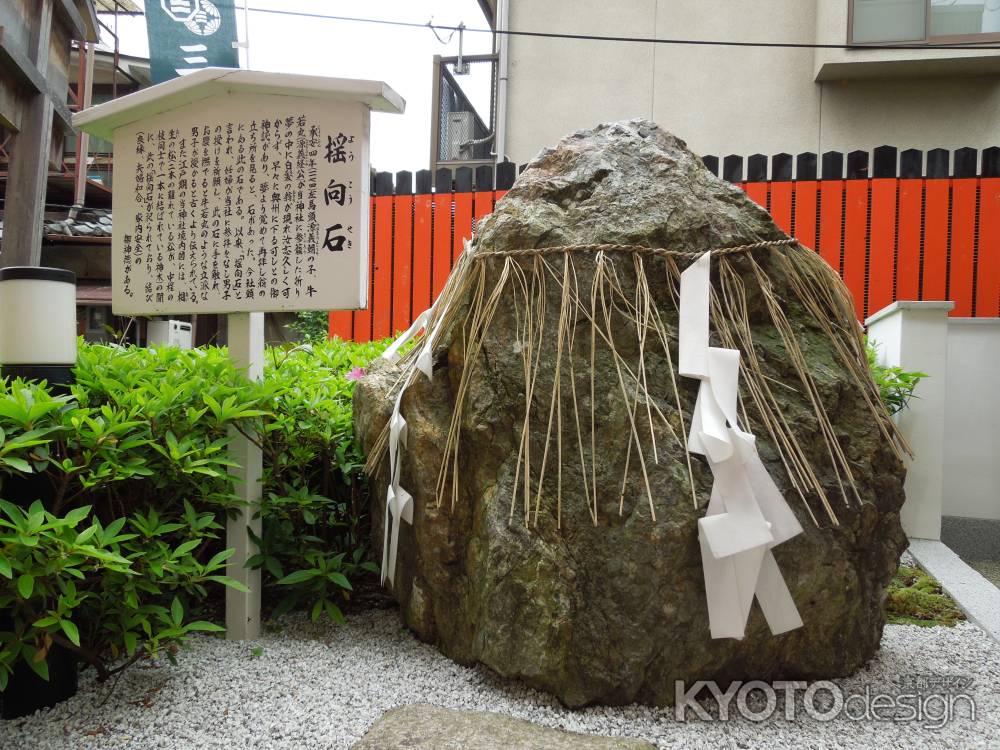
364,237,903,534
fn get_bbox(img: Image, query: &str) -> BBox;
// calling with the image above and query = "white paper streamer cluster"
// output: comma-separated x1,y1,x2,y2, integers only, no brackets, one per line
377,243,468,585
379,386,412,586
378,323,430,587
678,252,804,639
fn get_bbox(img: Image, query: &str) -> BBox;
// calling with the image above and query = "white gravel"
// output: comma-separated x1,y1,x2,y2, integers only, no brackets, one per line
2,609,997,750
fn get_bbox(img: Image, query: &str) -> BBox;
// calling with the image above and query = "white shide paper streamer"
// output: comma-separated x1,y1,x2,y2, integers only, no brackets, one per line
378,241,470,585
378,316,423,587
679,251,804,639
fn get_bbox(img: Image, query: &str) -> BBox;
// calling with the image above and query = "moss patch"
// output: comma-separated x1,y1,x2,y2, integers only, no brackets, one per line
886,565,966,627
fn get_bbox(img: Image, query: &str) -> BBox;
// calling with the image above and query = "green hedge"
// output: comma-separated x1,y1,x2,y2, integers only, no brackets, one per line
0,333,924,689
0,338,386,687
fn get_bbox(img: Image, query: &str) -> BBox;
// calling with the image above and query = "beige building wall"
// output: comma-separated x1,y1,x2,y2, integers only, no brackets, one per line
505,0,656,160
505,0,1000,168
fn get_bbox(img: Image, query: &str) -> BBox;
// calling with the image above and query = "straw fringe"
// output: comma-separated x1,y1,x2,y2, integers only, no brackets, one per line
363,239,909,528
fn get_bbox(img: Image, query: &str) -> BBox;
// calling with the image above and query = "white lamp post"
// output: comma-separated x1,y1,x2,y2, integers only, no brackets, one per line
0,267,80,717
0,266,78,389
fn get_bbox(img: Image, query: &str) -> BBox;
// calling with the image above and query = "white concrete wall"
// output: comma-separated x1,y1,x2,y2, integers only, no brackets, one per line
943,319,1000,521
504,0,1000,165
867,303,1000,539
867,301,953,540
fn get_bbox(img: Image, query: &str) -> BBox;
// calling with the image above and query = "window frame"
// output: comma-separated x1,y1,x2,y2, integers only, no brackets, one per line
848,0,1000,46
85,305,112,334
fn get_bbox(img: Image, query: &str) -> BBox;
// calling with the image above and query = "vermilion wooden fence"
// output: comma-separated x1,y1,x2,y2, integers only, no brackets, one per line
330,146,1000,342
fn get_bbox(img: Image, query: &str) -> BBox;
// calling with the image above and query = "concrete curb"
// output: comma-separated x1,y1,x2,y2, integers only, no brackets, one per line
908,538,1000,643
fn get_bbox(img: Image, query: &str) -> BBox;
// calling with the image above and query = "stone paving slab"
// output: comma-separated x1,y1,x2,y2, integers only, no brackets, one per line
351,704,656,750
909,538,1000,643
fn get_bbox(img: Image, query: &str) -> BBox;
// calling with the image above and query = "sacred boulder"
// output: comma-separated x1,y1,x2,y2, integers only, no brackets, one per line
354,119,908,707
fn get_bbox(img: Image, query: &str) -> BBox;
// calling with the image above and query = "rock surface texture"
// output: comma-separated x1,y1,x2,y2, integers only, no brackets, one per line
354,119,907,708
351,704,656,750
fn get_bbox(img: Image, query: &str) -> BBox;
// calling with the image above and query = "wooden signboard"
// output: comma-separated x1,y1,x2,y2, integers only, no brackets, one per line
73,69,404,638
112,97,368,315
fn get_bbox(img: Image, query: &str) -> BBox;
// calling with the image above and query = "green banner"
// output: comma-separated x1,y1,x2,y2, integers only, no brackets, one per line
146,0,240,84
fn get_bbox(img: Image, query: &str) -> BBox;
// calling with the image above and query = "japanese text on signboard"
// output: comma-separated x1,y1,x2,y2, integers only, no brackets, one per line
113,97,368,315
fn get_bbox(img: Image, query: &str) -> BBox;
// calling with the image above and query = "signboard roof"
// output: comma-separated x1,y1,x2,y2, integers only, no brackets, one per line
72,68,405,141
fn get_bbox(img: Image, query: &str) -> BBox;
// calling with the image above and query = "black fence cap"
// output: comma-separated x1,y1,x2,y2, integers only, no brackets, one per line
415,169,433,194
796,152,818,181
0,267,76,284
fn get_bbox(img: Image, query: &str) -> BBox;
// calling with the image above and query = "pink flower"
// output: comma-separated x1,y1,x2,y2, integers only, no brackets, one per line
345,366,366,381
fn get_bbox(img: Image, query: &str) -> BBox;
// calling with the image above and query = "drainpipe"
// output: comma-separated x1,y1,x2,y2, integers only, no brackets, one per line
69,40,95,221
495,0,510,164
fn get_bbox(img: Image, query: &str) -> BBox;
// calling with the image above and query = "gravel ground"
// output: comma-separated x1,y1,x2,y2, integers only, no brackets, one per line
2,609,997,750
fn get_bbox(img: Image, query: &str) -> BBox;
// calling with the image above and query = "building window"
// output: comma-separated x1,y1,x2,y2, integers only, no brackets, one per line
86,305,111,334
850,0,1000,44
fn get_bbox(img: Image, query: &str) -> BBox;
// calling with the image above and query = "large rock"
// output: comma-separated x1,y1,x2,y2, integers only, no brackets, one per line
354,119,907,707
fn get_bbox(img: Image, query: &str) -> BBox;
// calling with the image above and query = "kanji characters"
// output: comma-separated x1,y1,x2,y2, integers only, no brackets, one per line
323,224,349,252
324,179,351,206
324,132,353,164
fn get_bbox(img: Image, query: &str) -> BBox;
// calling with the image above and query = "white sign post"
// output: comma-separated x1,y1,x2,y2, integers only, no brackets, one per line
225,310,264,635
74,69,404,638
